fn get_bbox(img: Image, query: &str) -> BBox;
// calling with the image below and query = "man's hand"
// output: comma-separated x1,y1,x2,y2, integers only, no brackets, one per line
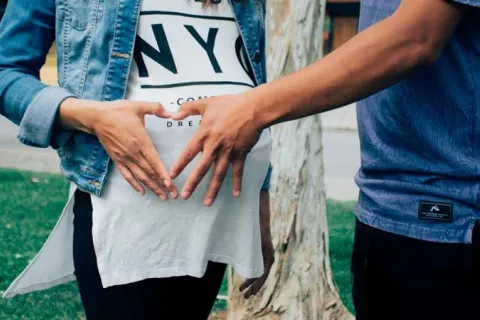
240,191,274,298
170,94,264,206
58,98,178,200
171,0,463,206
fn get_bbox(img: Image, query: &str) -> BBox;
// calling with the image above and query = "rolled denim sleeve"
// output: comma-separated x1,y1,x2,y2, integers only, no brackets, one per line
261,163,273,191
0,0,74,148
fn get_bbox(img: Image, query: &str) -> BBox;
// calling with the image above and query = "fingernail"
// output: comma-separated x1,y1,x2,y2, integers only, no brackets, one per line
170,191,178,199
170,171,177,179
181,190,191,199
164,179,171,188
160,194,167,201
204,198,213,206
233,190,240,197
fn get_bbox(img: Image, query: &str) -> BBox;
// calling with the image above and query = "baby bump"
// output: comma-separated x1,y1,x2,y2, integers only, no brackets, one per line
144,116,272,169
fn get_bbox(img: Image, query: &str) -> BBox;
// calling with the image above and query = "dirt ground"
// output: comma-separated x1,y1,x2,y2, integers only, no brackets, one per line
209,311,227,320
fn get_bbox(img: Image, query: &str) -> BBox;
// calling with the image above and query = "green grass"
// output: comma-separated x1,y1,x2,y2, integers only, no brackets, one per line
0,169,84,320
0,168,356,318
327,200,356,314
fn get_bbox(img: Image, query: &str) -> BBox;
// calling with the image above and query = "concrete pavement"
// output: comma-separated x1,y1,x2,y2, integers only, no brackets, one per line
0,116,360,200
0,119,60,173
322,130,360,200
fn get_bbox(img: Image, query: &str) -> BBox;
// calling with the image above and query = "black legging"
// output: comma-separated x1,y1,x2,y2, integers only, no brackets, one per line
73,189,227,320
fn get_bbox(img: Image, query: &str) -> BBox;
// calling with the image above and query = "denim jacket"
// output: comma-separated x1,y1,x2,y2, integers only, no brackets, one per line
0,0,272,299
0,0,272,195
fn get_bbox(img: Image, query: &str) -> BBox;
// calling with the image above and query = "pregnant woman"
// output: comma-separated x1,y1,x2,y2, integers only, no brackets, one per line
0,0,273,319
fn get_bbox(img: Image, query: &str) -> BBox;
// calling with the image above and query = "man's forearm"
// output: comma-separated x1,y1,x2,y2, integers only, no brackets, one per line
249,0,463,128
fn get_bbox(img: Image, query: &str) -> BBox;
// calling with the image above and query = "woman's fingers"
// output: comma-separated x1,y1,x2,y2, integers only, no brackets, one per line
128,162,168,200
204,153,230,206
136,101,171,119
141,143,178,198
239,278,256,292
117,164,145,195
240,275,268,299
248,276,267,297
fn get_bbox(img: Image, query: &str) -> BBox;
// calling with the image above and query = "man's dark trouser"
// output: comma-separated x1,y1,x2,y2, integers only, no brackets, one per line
352,219,480,320
73,189,226,320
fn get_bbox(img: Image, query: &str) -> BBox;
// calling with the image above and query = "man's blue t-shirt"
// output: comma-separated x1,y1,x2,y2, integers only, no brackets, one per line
355,0,480,243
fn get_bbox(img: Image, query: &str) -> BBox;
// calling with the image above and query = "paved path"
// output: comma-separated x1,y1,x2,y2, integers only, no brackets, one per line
0,119,60,173
0,117,360,200
322,130,360,201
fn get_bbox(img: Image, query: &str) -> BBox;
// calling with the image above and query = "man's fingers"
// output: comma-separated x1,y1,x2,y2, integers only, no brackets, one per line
232,156,246,197
117,164,145,195
170,135,203,179
204,154,230,206
128,162,168,200
180,148,215,200
141,144,178,199
171,101,204,121
136,102,171,119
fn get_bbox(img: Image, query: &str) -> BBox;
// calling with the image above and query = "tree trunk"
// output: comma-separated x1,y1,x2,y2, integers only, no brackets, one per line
227,0,353,319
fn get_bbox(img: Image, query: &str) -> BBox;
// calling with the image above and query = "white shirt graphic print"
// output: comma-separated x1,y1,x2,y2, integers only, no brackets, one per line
89,0,272,287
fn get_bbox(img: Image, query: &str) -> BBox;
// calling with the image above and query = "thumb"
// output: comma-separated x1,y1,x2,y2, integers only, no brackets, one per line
172,101,204,120
136,102,171,119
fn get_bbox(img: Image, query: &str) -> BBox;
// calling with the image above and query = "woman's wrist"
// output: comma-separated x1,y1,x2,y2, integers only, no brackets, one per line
57,98,100,135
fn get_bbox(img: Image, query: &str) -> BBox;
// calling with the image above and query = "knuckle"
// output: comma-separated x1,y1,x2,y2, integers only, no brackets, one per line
198,165,209,176
215,170,226,183
233,166,243,175
146,169,157,180
186,151,195,162
221,138,234,150
130,137,143,150
137,176,149,185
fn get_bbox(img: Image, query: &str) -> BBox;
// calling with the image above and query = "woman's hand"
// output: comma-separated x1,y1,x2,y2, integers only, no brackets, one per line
58,98,178,200
240,191,274,299
170,94,264,206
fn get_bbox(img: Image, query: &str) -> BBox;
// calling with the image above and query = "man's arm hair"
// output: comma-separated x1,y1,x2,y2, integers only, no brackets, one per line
251,0,465,126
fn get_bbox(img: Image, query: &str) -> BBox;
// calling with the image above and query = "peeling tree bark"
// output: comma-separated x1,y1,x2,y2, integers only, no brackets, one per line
227,0,353,319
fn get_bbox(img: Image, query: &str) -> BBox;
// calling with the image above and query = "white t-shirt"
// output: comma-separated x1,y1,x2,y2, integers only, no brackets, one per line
89,0,271,287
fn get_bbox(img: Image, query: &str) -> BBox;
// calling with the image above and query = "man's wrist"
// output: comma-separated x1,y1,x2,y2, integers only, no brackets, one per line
58,98,100,135
246,84,283,129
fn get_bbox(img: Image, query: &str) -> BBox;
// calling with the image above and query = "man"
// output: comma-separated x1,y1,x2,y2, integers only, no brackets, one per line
169,0,480,319
0,0,7,21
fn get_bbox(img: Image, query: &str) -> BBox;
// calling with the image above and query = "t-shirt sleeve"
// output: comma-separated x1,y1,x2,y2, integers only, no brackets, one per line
451,0,480,7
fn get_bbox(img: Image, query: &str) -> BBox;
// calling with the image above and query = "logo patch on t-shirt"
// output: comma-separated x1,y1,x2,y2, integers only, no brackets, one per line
418,201,453,222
